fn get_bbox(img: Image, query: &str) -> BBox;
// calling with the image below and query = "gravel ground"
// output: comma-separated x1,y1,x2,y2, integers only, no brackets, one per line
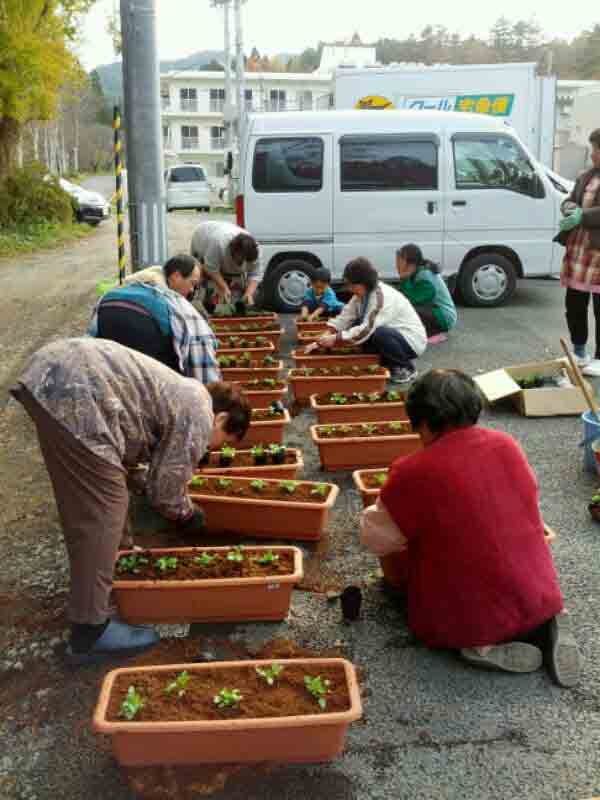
1,197,599,799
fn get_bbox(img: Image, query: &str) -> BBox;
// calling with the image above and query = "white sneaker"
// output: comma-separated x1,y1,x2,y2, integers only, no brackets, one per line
575,354,591,368
582,359,600,377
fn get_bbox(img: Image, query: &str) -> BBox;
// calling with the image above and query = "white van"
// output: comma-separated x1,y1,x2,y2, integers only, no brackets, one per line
165,164,211,212
236,110,569,311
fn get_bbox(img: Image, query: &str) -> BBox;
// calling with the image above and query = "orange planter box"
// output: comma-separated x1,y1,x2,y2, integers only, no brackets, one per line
237,409,290,448
311,425,422,471
93,658,362,767
236,386,287,410
198,448,303,480
210,313,278,328
217,343,275,360
310,394,408,424
221,361,284,381
217,330,283,350
291,349,380,369
112,546,303,624
189,477,339,541
352,468,389,508
290,370,389,402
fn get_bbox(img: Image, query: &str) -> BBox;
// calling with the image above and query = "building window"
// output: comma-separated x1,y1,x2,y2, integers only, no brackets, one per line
180,88,198,112
269,89,286,112
298,90,313,111
252,137,323,193
181,125,199,150
453,135,543,198
210,88,226,113
245,89,253,111
210,126,226,150
162,125,171,146
161,89,170,110
340,136,438,192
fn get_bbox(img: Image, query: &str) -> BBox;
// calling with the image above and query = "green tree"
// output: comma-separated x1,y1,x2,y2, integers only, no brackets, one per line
89,69,113,125
0,0,95,177
576,24,600,78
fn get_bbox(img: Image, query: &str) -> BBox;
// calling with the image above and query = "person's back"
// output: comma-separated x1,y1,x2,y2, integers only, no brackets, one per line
381,425,563,648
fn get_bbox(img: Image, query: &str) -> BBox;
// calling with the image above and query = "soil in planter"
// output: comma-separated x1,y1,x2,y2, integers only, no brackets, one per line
114,548,295,582
217,337,272,349
189,477,332,504
315,390,404,406
218,356,279,369
317,423,410,438
251,409,285,421
106,663,350,723
202,450,297,468
298,347,365,357
292,366,387,377
215,323,281,334
239,379,287,390
361,471,389,489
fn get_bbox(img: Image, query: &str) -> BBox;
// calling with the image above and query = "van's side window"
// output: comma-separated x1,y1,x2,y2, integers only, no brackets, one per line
453,136,544,198
340,137,437,192
252,137,324,193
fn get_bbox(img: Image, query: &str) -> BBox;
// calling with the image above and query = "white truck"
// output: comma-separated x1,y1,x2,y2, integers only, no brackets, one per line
334,62,557,168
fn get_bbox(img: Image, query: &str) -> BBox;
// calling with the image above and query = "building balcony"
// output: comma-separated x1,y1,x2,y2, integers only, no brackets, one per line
210,137,226,151
209,99,226,113
181,137,200,150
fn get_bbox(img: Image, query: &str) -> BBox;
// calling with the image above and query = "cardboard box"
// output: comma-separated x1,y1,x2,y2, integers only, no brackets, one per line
474,358,592,417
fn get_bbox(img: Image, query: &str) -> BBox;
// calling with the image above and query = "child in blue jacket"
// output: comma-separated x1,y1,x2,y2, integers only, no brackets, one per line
300,267,344,321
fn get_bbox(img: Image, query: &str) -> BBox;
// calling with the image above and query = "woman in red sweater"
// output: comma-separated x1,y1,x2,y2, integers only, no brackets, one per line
360,369,580,687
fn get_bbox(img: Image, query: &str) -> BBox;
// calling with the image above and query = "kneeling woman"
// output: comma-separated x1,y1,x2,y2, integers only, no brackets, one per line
360,369,580,687
396,244,457,337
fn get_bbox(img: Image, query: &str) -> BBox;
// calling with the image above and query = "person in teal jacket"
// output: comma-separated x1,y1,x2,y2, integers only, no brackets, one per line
396,244,457,337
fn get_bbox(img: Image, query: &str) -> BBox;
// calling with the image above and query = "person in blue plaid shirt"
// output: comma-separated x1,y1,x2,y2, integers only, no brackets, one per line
89,254,221,385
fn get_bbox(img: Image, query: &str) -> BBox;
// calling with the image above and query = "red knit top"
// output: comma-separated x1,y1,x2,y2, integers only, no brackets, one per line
380,425,563,648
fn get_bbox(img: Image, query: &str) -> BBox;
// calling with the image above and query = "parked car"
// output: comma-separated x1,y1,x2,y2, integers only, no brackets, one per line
164,164,211,212
59,178,111,226
237,110,571,311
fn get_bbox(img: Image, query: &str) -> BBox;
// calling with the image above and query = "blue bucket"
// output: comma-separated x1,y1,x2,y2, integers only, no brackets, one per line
581,411,600,473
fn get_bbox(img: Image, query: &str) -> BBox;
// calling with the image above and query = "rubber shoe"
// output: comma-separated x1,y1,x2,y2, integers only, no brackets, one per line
546,615,581,688
582,359,600,377
389,367,418,385
460,642,543,673
65,619,160,666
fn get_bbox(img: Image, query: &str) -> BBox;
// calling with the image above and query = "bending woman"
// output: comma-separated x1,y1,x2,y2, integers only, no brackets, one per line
396,244,457,337
360,368,580,687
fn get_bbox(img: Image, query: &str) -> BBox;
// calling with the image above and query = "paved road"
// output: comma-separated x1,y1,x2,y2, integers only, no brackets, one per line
1,221,599,800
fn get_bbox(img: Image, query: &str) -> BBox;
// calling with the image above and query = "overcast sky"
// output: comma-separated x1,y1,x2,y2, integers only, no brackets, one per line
77,0,598,71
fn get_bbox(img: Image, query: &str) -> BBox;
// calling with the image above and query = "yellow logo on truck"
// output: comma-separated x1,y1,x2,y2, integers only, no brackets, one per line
355,95,395,110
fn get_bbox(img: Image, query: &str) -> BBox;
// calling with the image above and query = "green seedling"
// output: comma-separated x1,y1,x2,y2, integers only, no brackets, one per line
119,686,145,720
239,351,252,363
165,671,190,698
360,423,376,435
227,545,244,563
217,478,233,490
592,492,600,505
247,378,260,387
374,472,388,487
116,554,149,574
367,392,381,403
320,424,335,436
351,392,366,402
262,377,276,388
367,364,379,374
268,443,285,454
304,675,331,711
250,479,266,492
386,390,401,401
268,405,283,416
255,550,279,565
255,663,284,686
255,336,268,345
330,392,347,405
279,480,300,495
388,421,405,432
194,552,217,567
263,355,276,365
301,367,315,376
339,425,353,435
251,444,267,458
220,445,236,459
189,476,207,489
214,688,242,708
155,556,178,573
218,355,232,368
311,483,329,497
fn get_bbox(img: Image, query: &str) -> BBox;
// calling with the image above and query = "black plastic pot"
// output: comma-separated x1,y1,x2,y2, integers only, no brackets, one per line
341,586,362,621
270,449,286,465
219,455,234,468
253,453,268,466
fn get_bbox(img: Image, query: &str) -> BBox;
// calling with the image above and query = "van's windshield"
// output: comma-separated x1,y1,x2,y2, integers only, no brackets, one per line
170,166,206,183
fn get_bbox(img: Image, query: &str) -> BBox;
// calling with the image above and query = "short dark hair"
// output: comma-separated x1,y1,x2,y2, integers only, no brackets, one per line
164,254,199,280
397,243,440,274
230,233,259,263
206,382,251,440
589,129,600,150
343,257,378,291
406,369,484,434
312,267,331,284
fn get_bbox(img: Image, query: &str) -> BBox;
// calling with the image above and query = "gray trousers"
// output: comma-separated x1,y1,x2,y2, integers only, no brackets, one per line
13,386,129,625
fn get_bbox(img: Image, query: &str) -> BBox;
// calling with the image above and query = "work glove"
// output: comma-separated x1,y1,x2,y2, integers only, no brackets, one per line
176,508,206,534
559,207,583,232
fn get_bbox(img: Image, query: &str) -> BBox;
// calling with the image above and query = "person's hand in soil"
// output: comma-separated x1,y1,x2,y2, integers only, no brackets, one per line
176,508,206,534
317,333,337,349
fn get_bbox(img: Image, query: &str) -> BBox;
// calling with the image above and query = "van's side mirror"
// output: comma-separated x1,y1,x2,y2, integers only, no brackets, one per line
224,151,233,175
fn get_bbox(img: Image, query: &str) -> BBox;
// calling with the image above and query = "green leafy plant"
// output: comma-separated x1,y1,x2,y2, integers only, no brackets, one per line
360,423,376,435
214,688,242,708
217,478,233,490
311,483,329,497
339,424,353,435
239,351,252,363
255,336,268,346
220,445,236,459
262,377,276,388
304,675,331,710
367,392,381,403
194,552,217,567
116,553,149,574
267,405,283,417
268,443,285,455
165,671,190,698
251,444,265,457
263,355,276,366
591,491,600,505
279,480,300,495
367,364,380,374
255,550,279,565
155,556,178,573
119,686,145,720
386,390,401,401
217,355,232,368
330,392,347,405
255,663,284,686
301,367,315,376
189,476,207,489
250,479,266,492
227,545,244,563
374,471,388,487
388,421,405,432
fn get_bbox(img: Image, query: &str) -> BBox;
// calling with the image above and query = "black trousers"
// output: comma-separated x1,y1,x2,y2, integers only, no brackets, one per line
565,287,600,358
97,304,181,373
414,304,445,337
362,325,417,369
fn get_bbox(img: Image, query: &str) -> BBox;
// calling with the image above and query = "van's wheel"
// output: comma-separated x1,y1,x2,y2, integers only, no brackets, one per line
458,253,517,307
262,259,318,312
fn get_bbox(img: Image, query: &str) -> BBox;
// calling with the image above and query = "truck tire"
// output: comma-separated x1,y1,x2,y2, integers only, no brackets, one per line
262,259,318,312
458,253,517,307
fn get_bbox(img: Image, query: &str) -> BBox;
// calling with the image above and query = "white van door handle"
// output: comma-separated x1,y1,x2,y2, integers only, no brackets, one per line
426,201,437,215
452,200,467,207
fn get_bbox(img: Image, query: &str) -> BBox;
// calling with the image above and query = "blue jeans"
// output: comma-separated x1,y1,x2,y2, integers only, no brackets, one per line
362,326,417,369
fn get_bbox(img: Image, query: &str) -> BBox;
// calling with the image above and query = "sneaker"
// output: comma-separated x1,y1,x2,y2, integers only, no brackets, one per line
460,642,543,673
427,333,448,345
65,619,160,666
575,353,591,368
389,366,418,385
582,359,600,377
546,615,581,688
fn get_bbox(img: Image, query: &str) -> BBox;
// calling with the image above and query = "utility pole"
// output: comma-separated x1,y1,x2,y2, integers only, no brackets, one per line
233,0,246,145
120,0,168,271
